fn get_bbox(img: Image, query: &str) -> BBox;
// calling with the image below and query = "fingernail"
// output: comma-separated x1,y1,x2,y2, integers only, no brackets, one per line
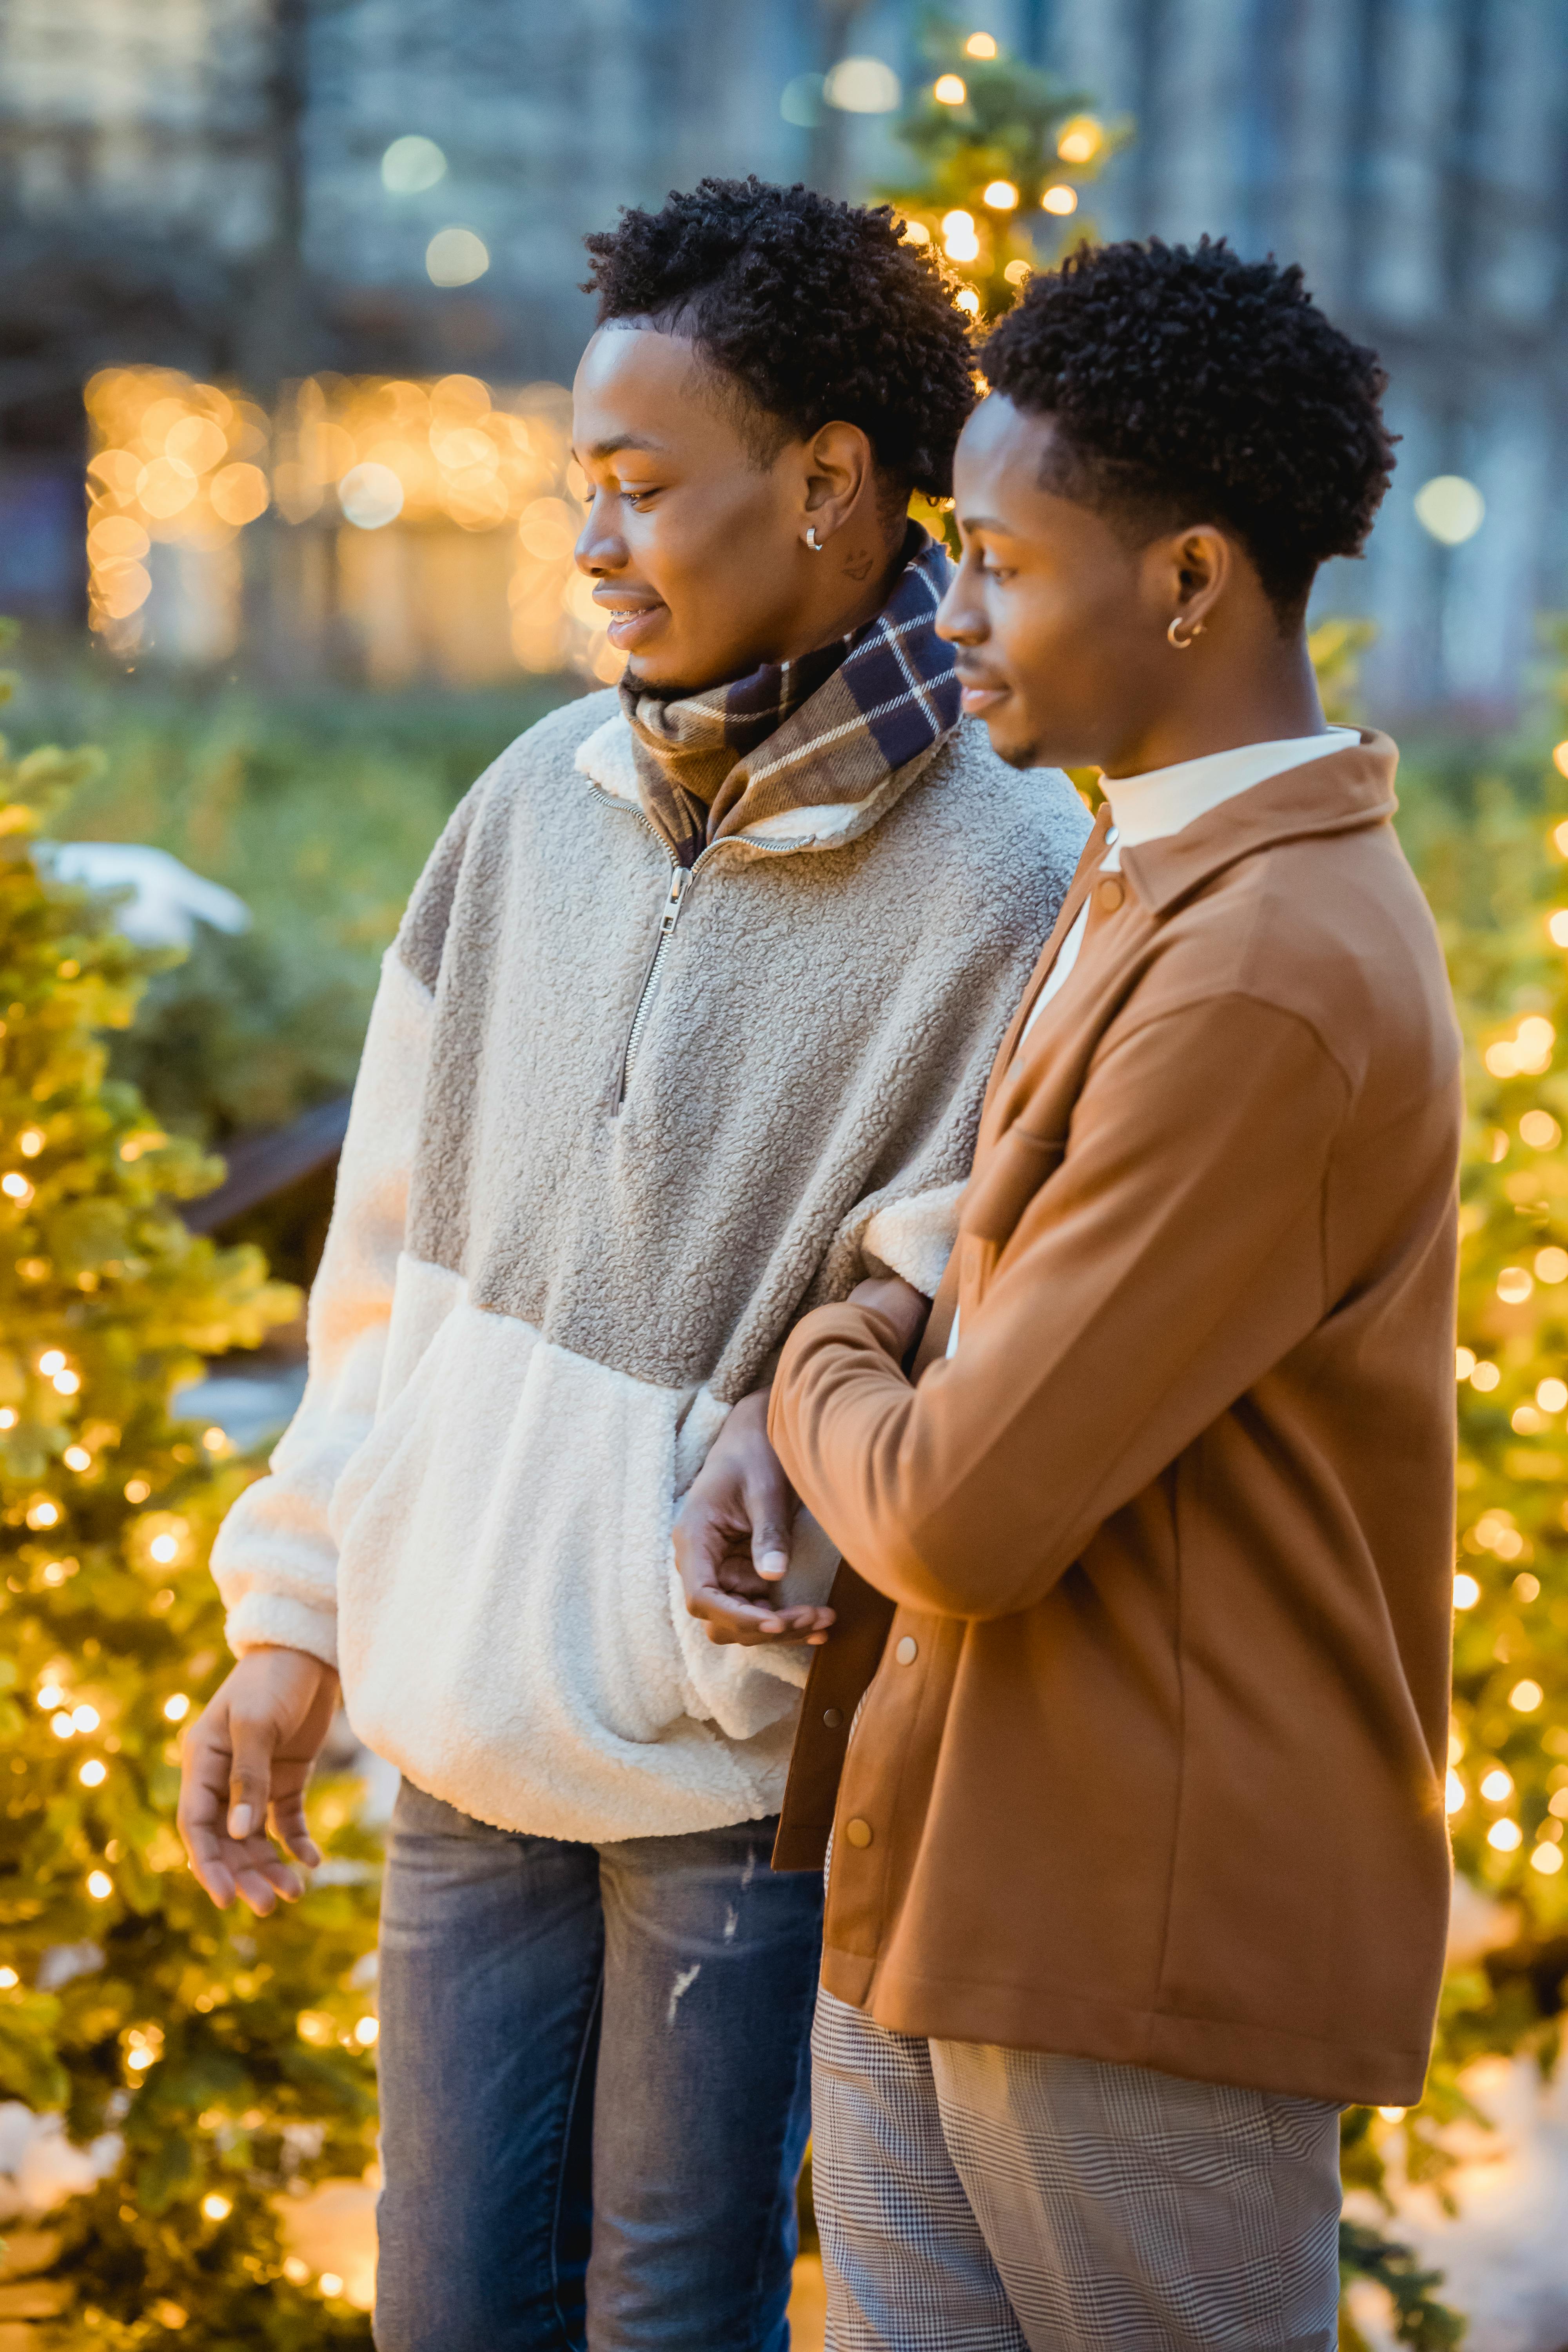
757,1553,788,1581
759,1617,783,1633
227,1804,252,1840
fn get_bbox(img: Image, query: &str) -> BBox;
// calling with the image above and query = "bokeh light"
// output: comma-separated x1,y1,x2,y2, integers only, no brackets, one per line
425,227,490,287
1415,474,1485,546
381,134,447,194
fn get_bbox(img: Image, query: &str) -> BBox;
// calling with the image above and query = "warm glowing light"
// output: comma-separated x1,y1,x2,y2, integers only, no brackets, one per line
53,1369,80,1395
964,31,998,57
1481,1766,1514,1800
201,2193,232,2222
1552,1788,1568,1819
1445,1770,1465,1814
823,55,901,112
37,1682,63,1709
902,220,931,246
127,2046,154,2072
1515,1571,1541,1599
354,2014,379,2045
2,1172,32,1200
164,1693,192,1722
1510,1679,1543,1711
64,1445,91,1471
1041,184,1080,215
338,462,405,530
209,462,269,526
1003,258,1031,286
125,1479,151,1503
202,1426,228,1453
1532,1842,1564,1874
1470,1361,1500,1391
52,1713,74,1738
1488,1818,1523,1851
381,134,447,194
933,73,967,104
1376,2105,1406,2122
72,1705,100,1733
1554,744,1568,781
149,1534,180,1564
87,1870,113,1898
0,1967,16,1987
425,227,490,287
1056,114,1104,163
27,1499,61,1530
18,1128,44,1157
0,1408,13,1429
1512,1403,1545,1434
942,209,980,262
955,288,981,316
320,2275,344,2298
1453,1572,1481,1609
1456,1346,1476,1379
1523,1108,1563,1147
1537,1377,1568,1411
283,2257,310,2284
982,179,1018,210
80,1759,107,1787
1497,1266,1534,1304
1549,911,1568,947
1415,474,1485,546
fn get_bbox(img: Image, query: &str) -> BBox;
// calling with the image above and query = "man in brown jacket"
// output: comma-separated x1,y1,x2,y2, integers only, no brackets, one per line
677,239,1462,2349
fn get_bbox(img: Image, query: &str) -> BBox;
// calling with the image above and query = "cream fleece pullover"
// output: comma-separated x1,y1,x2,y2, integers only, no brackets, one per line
210,690,1089,1841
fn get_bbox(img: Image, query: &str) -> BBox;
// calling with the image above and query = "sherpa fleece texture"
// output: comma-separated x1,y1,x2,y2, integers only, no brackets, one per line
211,689,1089,1841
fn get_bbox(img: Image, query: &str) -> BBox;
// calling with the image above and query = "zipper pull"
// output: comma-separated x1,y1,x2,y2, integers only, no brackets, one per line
658,867,688,935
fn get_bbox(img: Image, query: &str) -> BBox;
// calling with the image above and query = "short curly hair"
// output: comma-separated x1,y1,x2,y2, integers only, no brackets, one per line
583,177,976,501
980,237,1396,623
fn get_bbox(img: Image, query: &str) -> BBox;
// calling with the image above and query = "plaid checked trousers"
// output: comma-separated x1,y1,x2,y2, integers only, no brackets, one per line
811,1989,1342,2352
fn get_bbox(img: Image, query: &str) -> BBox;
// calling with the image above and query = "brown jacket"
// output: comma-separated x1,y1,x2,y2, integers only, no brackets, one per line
769,733,1461,2107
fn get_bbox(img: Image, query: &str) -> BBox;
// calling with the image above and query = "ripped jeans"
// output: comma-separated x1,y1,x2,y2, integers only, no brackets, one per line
374,1779,823,2352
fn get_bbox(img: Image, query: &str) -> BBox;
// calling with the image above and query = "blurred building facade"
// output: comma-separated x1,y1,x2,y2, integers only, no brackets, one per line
0,0,1564,717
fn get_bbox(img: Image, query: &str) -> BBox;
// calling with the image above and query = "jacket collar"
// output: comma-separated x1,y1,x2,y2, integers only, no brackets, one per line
574,707,949,859
1118,731,1399,917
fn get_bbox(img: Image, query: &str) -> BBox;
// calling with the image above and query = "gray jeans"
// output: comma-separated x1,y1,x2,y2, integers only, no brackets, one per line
811,1987,1341,2352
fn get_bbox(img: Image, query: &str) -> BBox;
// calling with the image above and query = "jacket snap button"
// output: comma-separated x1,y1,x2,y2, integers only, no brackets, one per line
823,1706,844,1729
1097,877,1125,912
895,1636,918,1665
845,1817,874,1849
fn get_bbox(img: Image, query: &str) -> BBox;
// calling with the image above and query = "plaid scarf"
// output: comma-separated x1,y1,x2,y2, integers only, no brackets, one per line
619,526,960,866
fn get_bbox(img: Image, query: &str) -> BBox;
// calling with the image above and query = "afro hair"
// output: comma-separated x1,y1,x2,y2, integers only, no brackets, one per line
980,237,1396,622
582,176,976,500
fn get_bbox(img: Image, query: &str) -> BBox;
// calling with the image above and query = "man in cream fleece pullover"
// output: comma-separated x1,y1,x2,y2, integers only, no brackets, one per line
176,181,1087,2350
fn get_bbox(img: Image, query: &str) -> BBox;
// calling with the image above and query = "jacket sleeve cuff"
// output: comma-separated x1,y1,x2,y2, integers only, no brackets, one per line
225,1591,339,1671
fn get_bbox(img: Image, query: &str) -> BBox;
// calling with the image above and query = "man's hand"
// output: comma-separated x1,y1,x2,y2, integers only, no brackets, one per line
177,1647,339,1915
847,1274,930,1361
674,1391,835,1648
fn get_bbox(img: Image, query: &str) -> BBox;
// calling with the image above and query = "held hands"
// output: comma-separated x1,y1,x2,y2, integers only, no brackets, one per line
674,1390,835,1648
176,1646,339,1915
673,1281,927,1651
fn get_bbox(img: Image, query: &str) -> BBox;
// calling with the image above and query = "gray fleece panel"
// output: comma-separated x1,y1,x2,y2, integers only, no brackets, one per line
396,689,1089,1401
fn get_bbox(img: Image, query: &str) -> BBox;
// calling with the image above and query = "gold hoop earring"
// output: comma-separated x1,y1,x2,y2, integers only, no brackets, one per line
1167,615,1205,650
805,526,824,552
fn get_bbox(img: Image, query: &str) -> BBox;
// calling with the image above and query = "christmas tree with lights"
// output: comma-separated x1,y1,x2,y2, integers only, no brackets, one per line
0,633,380,2344
880,12,1127,324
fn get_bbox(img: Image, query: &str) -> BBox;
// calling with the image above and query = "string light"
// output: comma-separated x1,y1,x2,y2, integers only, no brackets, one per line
1056,114,1104,162
163,1693,191,1722
964,31,997,58
1481,1767,1514,1800
1445,1771,1465,1813
80,1759,107,1787
87,1870,113,1898
982,179,1018,209
1041,185,1079,215
1532,1843,1564,1874
1453,1572,1481,1608
933,73,967,104
1488,1818,1523,1851
201,2193,232,2222
354,2016,379,2046
1510,1679,1544,1711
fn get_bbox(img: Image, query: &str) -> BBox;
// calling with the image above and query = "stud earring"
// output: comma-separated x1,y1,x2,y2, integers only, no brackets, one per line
805,526,824,552
1167,615,1205,650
